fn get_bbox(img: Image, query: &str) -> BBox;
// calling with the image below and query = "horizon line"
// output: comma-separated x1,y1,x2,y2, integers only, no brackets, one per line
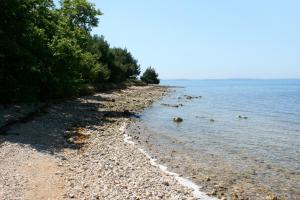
160,78,300,81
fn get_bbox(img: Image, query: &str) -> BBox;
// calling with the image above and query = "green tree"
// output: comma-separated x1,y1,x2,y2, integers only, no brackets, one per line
0,0,57,102
0,0,143,103
60,0,101,32
88,35,112,82
109,47,140,82
88,35,141,83
140,67,160,84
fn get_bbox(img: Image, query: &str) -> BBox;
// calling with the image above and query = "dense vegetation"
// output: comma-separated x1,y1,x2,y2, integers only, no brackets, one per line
0,0,155,103
140,67,160,84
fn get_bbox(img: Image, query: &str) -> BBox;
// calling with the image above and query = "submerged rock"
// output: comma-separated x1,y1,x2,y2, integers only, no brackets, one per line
161,103,184,108
210,119,215,122
183,95,202,100
238,115,248,119
173,117,183,123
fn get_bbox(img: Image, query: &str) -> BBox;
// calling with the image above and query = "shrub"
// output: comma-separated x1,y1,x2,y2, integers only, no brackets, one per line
140,67,160,84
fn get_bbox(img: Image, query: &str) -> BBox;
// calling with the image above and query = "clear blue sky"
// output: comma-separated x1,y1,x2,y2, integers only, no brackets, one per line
89,0,300,79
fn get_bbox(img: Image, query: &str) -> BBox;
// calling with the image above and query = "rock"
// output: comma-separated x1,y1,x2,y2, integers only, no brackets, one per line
232,192,238,199
183,95,202,100
211,189,217,195
266,194,278,200
92,193,100,199
161,103,179,108
238,115,248,119
161,103,183,108
173,117,183,123
69,193,75,198
184,95,193,100
133,136,139,140
210,119,215,122
162,181,170,186
67,137,74,143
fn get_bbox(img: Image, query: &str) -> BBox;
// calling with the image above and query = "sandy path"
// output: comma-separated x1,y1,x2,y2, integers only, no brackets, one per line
24,156,64,200
0,143,64,199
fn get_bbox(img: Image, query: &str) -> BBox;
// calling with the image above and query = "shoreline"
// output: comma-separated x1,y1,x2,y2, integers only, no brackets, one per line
121,122,217,200
0,85,212,199
125,86,296,200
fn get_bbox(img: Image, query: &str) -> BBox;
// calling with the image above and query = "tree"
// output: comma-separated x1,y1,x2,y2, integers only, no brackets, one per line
87,35,141,83
0,0,57,102
140,67,160,84
109,47,140,82
0,0,104,101
0,0,144,103
60,0,101,32
47,5,100,97
88,35,112,82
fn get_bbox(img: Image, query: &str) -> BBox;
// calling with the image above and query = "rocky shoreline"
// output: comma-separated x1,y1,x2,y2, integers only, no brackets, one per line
0,85,210,199
125,92,289,200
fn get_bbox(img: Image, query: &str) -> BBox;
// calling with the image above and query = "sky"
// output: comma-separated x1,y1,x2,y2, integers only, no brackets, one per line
89,0,300,79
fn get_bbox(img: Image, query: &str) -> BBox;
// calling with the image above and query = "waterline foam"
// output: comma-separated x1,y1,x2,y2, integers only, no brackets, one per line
120,122,218,200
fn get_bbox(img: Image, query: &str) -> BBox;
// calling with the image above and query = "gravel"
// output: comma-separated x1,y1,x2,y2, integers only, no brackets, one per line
0,85,199,200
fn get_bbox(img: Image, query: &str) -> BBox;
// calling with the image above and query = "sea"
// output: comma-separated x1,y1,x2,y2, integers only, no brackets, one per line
127,79,300,200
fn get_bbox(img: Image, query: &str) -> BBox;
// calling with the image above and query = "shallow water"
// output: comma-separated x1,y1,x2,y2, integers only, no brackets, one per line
129,79,300,199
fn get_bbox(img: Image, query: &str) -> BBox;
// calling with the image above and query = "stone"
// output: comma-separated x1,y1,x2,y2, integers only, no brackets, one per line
67,137,75,143
162,181,170,186
185,95,193,100
161,103,179,108
266,195,278,200
183,95,202,100
173,117,183,123
211,189,217,195
69,193,75,198
238,115,248,119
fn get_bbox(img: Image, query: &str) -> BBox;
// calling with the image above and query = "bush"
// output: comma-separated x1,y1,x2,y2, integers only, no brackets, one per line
140,67,160,84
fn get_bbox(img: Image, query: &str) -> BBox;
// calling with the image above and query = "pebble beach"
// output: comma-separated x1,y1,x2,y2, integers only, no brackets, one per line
0,85,211,200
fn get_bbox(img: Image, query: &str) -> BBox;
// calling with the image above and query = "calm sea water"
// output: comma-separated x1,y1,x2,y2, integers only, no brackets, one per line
136,79,300,199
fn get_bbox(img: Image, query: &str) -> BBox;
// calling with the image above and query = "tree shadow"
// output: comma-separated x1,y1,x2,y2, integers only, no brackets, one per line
0,93,134,154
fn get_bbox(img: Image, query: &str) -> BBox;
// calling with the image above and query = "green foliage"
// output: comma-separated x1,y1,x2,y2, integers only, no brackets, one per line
0,0,57,102
140,67,160,84
60,0,101,31
109,48,140,82
88,35,141,83
88,35,112,82
0,0,151,103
